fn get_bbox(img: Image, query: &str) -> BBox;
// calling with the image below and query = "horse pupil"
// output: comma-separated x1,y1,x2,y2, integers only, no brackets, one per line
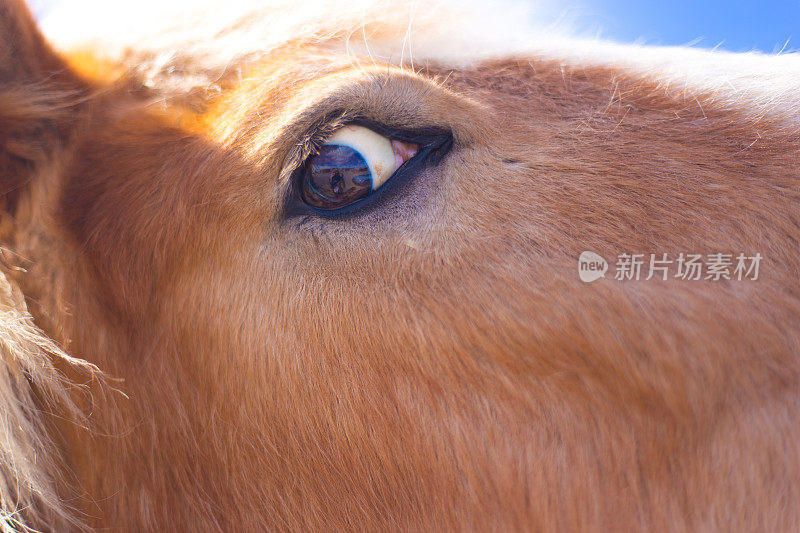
302,144,372,209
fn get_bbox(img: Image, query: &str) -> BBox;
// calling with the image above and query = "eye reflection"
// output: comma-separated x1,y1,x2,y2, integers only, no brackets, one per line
300,125,419,211
302,144,372,208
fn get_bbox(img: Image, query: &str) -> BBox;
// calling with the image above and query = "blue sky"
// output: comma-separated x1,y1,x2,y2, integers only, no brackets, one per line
536,0,799,52
29,0,800,54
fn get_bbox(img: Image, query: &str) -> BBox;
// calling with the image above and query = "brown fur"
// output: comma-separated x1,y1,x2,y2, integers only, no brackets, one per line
0,0,799,530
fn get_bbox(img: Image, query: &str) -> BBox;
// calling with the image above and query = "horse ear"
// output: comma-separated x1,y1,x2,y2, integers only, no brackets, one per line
0,0,64,80
0,0,86,214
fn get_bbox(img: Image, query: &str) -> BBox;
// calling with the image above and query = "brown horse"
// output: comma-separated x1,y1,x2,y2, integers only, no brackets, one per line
1,0,799,530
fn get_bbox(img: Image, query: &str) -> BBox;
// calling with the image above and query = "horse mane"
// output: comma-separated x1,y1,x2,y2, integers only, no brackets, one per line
0,268,99,531
38,0,800,124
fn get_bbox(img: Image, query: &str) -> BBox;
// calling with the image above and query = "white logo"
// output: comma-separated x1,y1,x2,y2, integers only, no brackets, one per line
578,251,608,282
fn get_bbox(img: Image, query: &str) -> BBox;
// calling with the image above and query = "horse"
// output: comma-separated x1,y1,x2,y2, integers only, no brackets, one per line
1,0,799,529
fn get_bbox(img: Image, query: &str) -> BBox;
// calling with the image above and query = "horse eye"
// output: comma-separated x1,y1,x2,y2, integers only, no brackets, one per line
301,125,419,210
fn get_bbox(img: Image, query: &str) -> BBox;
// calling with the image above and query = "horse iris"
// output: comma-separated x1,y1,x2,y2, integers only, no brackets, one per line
299,124,419,211
302,144,372,209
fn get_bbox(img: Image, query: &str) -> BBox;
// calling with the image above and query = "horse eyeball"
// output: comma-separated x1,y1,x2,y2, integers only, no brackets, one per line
301,125,419,210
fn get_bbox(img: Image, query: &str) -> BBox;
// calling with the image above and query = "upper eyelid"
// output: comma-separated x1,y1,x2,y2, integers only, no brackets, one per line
272,66,476,181
288,112,357,168
292,116,451,168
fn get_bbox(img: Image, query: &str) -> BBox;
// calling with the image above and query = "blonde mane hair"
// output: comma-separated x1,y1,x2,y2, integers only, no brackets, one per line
39,0,800,122
0,270,97,531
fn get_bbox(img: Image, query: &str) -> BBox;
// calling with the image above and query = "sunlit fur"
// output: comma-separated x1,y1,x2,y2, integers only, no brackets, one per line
1,0,799,530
